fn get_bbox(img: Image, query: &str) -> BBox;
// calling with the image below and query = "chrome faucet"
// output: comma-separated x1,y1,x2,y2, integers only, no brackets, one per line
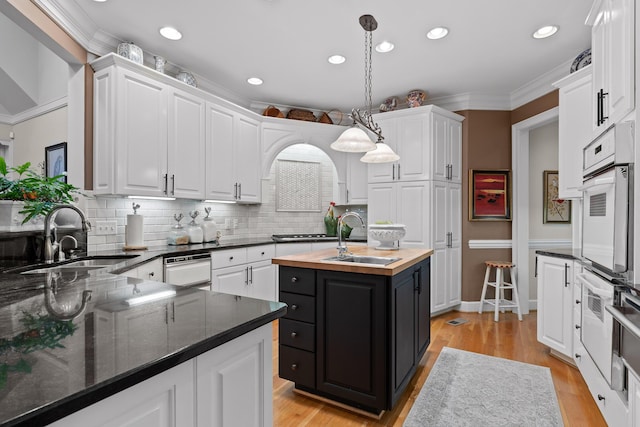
43,204,91,263
337,211,366,259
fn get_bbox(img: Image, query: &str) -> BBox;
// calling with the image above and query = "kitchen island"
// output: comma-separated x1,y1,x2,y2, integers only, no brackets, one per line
272,246,433,416
0,267,286,426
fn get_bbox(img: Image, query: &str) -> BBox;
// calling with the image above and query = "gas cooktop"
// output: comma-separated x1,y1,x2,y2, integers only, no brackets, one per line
271,234,337,242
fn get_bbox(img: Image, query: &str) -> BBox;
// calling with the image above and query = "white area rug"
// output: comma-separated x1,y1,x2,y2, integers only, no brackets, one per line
404,347,563,427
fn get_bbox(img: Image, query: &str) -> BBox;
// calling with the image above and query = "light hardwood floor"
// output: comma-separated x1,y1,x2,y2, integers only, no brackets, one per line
272,310,608,426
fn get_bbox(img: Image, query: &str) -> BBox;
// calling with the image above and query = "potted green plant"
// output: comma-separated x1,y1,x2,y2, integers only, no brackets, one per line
0,157,80,227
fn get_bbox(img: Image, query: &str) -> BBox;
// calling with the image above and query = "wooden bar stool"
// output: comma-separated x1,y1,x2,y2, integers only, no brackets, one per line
478,261,522,322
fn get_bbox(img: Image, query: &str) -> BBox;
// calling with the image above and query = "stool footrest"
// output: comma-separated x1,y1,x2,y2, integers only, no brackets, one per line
484,298,520,308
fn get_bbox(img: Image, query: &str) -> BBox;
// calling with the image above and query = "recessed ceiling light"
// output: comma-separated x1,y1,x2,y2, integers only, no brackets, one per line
426,27,449,40
533,25,558,39
328,55,346,64
159,26,182,41
375,41,394,53
247,77,263,85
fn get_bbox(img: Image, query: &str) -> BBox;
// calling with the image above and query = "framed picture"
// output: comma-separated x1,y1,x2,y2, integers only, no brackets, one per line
543,170,571,223
45,142,67,183
469,169,511,221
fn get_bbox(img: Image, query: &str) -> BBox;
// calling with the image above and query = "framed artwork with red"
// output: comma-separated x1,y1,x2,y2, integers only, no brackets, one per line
469,169,511,221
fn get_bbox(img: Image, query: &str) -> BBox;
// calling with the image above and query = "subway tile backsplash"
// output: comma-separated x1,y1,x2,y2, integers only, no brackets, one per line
84,144,367,252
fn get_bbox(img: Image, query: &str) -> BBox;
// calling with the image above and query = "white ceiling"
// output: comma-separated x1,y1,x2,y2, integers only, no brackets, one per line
20,0,594,115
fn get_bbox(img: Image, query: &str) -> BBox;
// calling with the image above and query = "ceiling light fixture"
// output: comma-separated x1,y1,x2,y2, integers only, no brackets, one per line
375,41,394,53
426,27,449,40
159,26,182,41
247,77,263,85
532,25,558,39
331,15,399,163
328,55,346,65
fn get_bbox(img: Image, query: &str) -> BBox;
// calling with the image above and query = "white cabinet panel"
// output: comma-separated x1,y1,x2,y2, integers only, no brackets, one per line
537,255,573,357
345,153,368,204
196,324,272,427
553,67,592,198
212,246,276,301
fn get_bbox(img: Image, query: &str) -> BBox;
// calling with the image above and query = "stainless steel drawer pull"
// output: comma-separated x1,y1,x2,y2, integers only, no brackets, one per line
291,332,297,338
291,304,298,310
291,364,298,371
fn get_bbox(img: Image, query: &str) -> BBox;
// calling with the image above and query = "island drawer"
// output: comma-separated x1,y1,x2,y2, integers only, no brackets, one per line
279,345,315,388
279,267,315,295
280,292,315,323
279,319,315,352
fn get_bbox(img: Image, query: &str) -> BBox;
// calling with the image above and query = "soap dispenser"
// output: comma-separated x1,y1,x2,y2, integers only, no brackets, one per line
187,210,204,244
167,213,189,245
201,207,218,243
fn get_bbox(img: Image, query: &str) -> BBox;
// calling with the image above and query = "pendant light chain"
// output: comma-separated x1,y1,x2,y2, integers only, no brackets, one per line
364,27,373,114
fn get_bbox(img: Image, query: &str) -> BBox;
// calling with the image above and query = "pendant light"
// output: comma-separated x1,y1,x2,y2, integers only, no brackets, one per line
330,15,399,164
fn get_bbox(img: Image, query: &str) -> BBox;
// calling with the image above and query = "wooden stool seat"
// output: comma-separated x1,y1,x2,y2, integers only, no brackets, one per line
478,260,522,322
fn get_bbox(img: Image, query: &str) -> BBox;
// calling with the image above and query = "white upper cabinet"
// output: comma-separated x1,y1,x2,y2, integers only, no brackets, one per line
587,0,635,138
92,53,259,202
344,153,368,204
205,102,261,203
368,106,464,184
167,88,206,199
553,66,593,199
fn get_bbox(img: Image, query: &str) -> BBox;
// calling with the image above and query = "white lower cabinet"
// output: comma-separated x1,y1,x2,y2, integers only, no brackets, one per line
536,255,574,358
574,342,627,427
196,324,273,427
121,258,164,281
211,245,276,301
51,324,272,427
629,369,640,427
50,359,196,427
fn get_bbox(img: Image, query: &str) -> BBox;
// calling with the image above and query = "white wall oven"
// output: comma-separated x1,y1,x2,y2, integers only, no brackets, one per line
581,122,634,281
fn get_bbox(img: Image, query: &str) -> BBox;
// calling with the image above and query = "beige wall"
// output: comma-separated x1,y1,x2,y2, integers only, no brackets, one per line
12,107,67,170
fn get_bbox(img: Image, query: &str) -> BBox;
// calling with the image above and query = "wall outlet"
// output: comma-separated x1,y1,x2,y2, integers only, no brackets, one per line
95,220,117,235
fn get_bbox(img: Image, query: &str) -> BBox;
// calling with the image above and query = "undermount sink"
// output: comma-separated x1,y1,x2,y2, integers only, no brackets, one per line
323,255,401,266
18,255,139,275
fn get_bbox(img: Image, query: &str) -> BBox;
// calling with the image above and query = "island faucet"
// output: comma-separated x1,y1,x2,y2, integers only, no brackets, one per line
337,211,366,259
43,204,91,263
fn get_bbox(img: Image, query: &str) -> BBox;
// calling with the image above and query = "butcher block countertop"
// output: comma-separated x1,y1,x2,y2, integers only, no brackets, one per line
271,246,433,276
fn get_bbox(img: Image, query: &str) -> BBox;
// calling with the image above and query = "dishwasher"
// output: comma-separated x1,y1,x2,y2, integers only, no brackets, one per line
164,253,211,290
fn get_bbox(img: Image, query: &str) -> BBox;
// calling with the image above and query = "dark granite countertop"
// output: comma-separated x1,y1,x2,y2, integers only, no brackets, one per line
0,240,287,426
535,248,582,261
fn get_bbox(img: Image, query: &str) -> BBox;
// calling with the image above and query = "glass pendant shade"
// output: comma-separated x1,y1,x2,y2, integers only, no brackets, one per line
330,126,377,153
360,141,400,163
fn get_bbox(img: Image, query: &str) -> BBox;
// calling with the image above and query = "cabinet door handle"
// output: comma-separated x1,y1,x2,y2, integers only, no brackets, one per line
249,265,253,284
597,394,605,401
414,270,422,294
234,183,238,199
165,305,169,324
392,164,396,180
290,331,298,338
238,183,242,200
149,271,154,278
171,301,175,322
261,251,265,256
163,174,168,195
291,277,298,283
576,299,581,304
346,189,349,203
601,90,608,123
575,353,581,359
397,164,401,180
564,263,569,287
245,267,249,284
291,304,298,311
575,324,581,329
171,174,175,195
534,257,538,278
596,90,602,126
290,363,298,371
229,256,234,261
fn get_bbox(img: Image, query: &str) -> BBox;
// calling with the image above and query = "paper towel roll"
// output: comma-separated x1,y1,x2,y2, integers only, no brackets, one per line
126,214,144,247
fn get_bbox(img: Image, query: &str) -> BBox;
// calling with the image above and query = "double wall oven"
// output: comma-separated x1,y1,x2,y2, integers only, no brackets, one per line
578,121,635,396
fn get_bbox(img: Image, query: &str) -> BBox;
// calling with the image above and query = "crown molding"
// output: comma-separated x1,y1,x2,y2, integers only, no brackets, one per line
1,96,67,126
509,58,573,109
